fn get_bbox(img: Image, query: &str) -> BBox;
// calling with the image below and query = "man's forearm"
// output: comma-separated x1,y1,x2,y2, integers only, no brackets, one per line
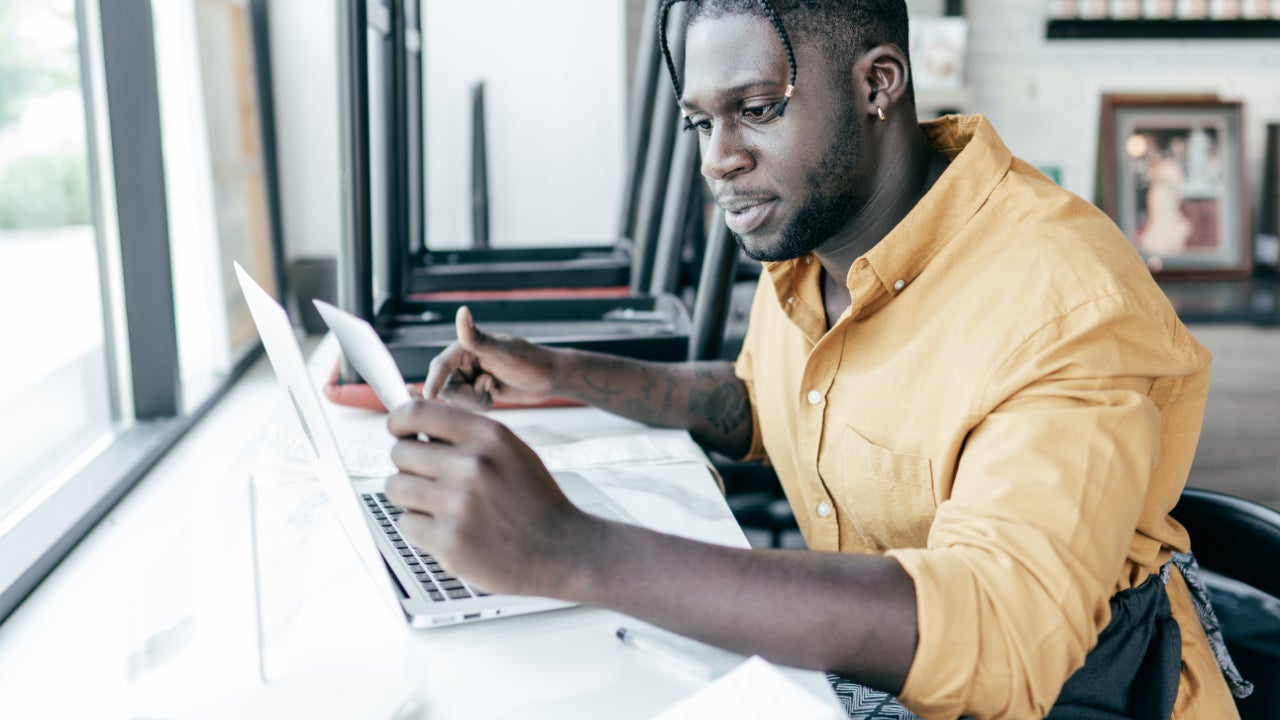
559,518,918,694
549,349,752,458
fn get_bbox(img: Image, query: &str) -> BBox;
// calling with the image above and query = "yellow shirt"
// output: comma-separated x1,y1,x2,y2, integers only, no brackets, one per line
734,115,1236,719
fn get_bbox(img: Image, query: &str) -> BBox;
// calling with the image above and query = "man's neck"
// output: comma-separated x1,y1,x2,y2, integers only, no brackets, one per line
817,122,948,327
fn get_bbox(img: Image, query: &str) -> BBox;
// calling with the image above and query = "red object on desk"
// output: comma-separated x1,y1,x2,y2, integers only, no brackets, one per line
321,359,581,413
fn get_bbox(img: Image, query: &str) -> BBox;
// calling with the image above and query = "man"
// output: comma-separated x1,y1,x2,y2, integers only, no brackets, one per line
383,1,1240,717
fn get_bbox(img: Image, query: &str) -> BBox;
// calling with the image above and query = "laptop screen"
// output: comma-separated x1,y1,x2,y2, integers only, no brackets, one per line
234,262,404,620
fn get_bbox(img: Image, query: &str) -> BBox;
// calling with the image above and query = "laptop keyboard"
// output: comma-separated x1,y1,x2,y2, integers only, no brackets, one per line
361,492,490,602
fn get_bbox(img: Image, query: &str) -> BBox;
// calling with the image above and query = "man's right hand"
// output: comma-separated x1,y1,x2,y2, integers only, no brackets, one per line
422,307,558,411
424,307,751,459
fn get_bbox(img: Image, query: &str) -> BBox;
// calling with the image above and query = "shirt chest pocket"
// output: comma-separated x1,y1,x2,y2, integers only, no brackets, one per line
836,426,937,551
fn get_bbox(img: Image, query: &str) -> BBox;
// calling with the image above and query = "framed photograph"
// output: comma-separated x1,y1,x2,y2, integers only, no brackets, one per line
1098,94,1251,277
908,16,968,92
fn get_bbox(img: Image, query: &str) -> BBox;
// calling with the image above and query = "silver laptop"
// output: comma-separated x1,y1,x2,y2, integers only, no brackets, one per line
234,263,634,628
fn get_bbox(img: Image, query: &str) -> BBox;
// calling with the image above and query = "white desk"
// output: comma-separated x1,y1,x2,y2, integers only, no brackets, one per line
0,341,840,719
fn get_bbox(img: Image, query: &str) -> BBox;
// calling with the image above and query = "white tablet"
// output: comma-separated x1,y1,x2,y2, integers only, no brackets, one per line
313,299,414,412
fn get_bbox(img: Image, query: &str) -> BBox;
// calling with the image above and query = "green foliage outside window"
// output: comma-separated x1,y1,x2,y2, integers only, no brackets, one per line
0,154,91,229
0,0,91,230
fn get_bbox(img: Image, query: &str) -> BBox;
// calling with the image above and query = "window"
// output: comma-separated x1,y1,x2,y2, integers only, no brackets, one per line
0,0,279,623
0,0,116,534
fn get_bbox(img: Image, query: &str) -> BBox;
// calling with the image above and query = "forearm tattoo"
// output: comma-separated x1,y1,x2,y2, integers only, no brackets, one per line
582,371,624,404
688,380,749,435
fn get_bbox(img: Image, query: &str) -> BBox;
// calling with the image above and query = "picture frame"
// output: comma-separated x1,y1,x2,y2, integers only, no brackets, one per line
908,16,968,92
1260,122,1280,269
1098,94,1251,277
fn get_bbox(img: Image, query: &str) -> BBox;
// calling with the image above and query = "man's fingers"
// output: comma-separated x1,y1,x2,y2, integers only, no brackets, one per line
384,471,446,515
455,306,484,352
389,435,493,482
388,398,500,446
423,343,464,400
423,308,489,401
437,370,493,411
393,510,434,546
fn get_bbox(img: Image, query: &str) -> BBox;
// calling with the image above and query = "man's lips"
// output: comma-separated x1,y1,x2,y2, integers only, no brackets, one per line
719,196,777,235
717,195,774,213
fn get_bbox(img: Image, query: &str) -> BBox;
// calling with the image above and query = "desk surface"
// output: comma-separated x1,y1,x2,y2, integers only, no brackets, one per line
0,340,840,719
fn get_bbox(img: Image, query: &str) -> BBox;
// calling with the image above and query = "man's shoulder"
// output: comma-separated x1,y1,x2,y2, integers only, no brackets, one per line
971,160,1163,305
936,161,1192,357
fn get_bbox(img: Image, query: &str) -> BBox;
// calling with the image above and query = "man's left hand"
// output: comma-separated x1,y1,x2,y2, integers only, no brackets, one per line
384,400,600,597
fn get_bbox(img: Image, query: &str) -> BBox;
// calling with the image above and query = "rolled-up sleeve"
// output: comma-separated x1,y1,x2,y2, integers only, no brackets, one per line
888,294,1199,719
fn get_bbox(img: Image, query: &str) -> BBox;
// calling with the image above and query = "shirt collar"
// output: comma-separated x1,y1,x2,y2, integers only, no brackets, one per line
763,114,1013,312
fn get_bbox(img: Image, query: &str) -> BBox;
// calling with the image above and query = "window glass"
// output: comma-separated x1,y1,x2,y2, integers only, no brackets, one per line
0,0,114,521
153,0,278,410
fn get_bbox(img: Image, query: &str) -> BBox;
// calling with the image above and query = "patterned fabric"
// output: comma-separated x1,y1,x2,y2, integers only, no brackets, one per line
1163,551,1254,699
825,675,923,720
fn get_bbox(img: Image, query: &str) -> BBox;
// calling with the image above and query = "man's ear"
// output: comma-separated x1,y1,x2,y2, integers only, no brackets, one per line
855,44,910,118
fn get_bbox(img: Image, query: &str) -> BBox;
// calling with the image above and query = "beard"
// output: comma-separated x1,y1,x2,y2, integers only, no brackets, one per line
734,110,864,263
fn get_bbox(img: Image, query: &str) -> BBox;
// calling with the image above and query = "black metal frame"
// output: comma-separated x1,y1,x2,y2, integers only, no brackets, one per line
629,1,685,295
405,0,689,297
618,0,664,252
387,0,422,302
1047,19,1280,40
340,0,419,308
336,0,741,378
469,81,490,250
338,0,374,329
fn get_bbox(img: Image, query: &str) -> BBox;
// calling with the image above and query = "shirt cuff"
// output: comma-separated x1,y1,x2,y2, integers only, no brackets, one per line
887,548,983,719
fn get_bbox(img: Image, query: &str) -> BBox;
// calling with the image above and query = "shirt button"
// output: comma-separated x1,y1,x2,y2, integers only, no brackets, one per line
817,502,832,517
893,279,906,291
807,390,822,406
787,296,795,305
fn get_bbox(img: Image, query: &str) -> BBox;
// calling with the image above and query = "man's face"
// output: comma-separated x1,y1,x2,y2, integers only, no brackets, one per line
680,13,866,262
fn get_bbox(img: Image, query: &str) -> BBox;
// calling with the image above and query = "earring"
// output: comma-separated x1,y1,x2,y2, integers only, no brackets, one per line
877,106,886,122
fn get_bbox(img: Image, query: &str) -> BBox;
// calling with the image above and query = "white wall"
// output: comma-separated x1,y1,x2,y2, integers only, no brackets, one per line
958,0,1280,244
266,0,342,261
423,1,628,249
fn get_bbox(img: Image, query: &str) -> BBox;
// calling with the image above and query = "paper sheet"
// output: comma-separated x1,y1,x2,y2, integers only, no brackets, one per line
654,655,843,720
260,424,710,479
530,432,708,471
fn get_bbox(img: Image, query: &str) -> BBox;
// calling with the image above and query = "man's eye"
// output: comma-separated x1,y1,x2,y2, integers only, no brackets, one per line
682,116,712,135
744,103,779,121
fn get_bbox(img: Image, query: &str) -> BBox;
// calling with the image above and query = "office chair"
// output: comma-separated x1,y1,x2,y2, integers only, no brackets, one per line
1170,488,1280,720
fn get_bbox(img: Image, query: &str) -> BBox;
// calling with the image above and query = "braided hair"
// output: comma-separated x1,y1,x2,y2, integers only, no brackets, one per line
659,1,911,118
659,0,798,116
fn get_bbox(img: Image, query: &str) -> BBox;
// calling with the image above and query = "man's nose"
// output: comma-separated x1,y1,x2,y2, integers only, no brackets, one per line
700,127,753,181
